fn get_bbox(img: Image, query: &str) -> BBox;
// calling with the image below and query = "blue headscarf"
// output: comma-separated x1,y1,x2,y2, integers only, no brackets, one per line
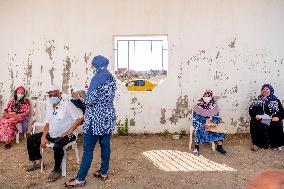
261,84,278,101
250,84,279,114
87,55,112,96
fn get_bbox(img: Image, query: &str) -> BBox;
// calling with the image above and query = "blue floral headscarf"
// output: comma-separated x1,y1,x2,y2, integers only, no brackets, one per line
250,84,279,114
87,55,112,96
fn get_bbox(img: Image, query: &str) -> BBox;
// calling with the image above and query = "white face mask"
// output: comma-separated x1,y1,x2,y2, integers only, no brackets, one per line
203,97,212,103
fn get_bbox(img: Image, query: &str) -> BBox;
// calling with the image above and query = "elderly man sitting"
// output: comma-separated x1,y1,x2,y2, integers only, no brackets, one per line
26,85,84,182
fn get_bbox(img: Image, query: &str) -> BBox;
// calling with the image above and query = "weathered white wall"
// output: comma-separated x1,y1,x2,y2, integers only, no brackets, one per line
0,0,284,133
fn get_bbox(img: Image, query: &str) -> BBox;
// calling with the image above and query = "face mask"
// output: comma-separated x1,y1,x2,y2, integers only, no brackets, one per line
203,97,212,103
49,97,60,104
17,94,24,100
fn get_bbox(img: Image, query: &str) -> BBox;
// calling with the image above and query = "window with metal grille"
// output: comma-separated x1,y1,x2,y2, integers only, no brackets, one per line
114,35,168,92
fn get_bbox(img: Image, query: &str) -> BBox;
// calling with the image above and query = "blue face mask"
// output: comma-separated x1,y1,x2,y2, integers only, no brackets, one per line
17,94,24,100
49,97,60,104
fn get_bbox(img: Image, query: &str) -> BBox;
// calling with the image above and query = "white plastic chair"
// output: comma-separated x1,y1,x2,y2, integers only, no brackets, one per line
40,130,80,176
32,124,80,177
16,123,26,144
189,123,216,151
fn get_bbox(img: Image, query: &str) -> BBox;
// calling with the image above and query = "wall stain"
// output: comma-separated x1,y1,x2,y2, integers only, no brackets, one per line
238,116,250,129
49,67,55,85
216,51,220,59
228,38,236,48
45,40,55,60
160,108,166,124
40,65,43,74
84,52,92,83
64,46,69,51
8,65,15,95
0,83,3,109
129,96,143,119
131,97,138,104
26,57,32,84
213,71,228,80
7,54,16,94
168,95,191,124
62,56,72,93
230,118,238,127
130,118,136,126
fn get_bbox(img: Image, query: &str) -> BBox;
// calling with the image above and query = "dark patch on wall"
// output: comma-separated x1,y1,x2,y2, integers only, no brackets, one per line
168,95,191,124
131,97,138,104
62,56,72,93
130,118,136,126
49,67,55,85
213,71,229,80
84,52,92,83
228,38,236,48
160,108,166,124
0,83,3,109
230,118,238,127
129,96,143,119
45,40,55,60
238,116,250,128
26,58,32,84
216,51,220,59
40,65,43,74
8,66,15,95
177,63,184,95
64,46,69,51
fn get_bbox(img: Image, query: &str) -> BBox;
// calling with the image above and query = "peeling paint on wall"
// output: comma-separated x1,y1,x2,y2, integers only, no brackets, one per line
230,118,238,127
228,38,236,48
238,116,250,129
160,108,166,124
49,67,55,85
168,95,191,124
8,66,15,95
45,40,55,60
0,82,3,109
129,96,143,119
84,52,92,83
130,118,136,126
26,58,32,84
64,45,69,51
62,56,72,93
131,97,138,104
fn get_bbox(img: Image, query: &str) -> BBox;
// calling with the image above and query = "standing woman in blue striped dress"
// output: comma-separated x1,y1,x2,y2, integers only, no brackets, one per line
66,55,117,187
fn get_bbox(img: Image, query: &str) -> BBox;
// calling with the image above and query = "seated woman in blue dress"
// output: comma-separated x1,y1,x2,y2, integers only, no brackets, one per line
192,90,226,155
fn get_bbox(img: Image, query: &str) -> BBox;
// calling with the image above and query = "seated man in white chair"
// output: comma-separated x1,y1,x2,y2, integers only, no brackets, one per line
26,85,84,182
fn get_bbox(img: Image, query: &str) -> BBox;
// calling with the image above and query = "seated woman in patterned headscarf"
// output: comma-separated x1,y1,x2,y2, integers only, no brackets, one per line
0,86,30,149
249,84,284,151
192,90,226,155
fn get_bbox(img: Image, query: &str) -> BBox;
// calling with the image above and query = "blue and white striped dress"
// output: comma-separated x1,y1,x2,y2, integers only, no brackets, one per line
83,75,117,135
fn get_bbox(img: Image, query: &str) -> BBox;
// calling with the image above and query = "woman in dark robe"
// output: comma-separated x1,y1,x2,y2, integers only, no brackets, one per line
249,84,284,150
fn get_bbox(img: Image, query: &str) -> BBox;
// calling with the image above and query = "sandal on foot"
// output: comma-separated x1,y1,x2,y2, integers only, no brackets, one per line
93,170,108,181
65,178,86,188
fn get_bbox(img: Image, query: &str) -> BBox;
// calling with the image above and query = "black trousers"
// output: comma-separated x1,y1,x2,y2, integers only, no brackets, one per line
27,132,76,172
